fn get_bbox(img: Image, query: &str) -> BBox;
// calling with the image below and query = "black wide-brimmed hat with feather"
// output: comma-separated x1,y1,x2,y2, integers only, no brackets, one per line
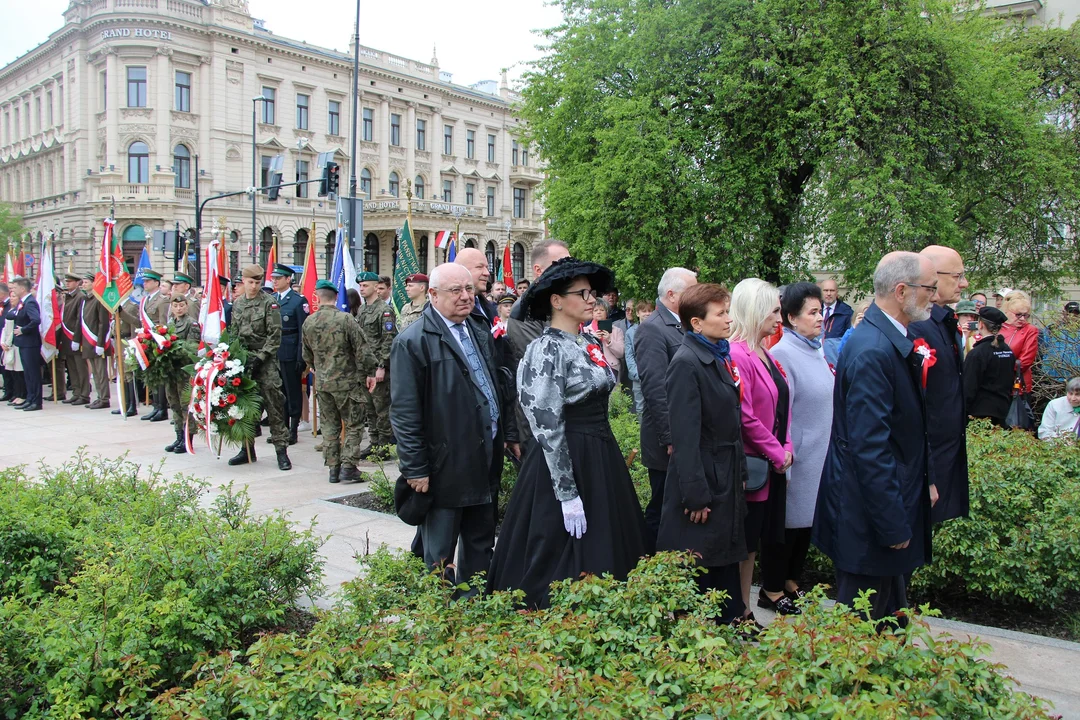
519,257,615,321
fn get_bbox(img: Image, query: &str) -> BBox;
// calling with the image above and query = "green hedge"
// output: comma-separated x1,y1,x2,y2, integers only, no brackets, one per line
151,549,1052,719
0,454,324,719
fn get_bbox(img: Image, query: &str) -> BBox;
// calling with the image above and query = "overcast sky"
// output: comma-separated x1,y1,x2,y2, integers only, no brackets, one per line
1,0,563,87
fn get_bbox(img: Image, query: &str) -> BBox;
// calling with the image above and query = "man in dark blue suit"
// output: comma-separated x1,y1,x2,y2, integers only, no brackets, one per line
909,246,970,523
813,252,939,621
820,279,854,339
269,264,308,445
10,277,43,411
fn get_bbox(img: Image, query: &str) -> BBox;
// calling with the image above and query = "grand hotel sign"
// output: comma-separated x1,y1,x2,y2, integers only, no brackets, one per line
100,28,175,41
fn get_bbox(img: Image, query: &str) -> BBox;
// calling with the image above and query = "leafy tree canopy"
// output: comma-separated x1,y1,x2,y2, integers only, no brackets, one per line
521,0,1080,297
0,203,28,258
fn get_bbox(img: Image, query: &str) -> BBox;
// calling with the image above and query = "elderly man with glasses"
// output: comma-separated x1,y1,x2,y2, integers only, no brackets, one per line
909,245,970,524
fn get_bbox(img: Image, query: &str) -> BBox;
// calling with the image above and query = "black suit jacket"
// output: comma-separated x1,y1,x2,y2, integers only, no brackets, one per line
635,301,686,471
472,294,518,442
390,305,508,508
13,295,42,348
823,300,854,339
812,303,932,577
909,303,969,522
276,290,308,363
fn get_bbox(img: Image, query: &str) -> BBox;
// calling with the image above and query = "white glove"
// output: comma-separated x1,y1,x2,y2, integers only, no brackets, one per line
71,342,80,352
561,496,587,539
95,346,104,357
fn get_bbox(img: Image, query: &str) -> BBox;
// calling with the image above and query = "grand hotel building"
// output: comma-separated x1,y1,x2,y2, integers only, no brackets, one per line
0,0,545,282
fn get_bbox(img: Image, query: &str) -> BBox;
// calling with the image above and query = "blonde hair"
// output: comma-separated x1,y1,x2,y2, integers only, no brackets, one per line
729,278,780,351
852,298,872,327
1004,290,1031,313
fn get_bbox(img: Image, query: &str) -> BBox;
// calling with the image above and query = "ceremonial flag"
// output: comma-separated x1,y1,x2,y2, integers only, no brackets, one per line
391,218,420,313
92,218,134,312
2,252,13,282
35,235,61,363
434,229,453,249
447,235,457,263
299,218,319,310
263,244,276,289
329,226,358,313
13,250,25,277
199,233,226,347
133,246,153,287
502,242,514,289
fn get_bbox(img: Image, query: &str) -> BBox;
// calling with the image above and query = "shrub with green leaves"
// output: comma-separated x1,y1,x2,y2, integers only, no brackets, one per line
0,453,324,719
152,549,1052,719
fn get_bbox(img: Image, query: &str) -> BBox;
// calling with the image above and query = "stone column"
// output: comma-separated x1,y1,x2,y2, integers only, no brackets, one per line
379,97,389,193
155,48,171,171
105,50,119,171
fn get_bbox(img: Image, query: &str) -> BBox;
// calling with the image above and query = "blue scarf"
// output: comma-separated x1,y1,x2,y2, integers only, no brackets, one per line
688,332,731,362
784,326,822,350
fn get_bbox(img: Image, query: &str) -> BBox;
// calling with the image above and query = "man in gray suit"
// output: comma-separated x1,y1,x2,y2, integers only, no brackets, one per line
635,267,698,542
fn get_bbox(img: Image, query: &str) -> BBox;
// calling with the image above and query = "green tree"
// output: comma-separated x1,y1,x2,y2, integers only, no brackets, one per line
0,202,27,260
521,0,1080,296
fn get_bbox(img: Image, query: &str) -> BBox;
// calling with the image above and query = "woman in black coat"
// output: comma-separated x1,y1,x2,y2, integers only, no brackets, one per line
963,306,1016,427
656,283,748,624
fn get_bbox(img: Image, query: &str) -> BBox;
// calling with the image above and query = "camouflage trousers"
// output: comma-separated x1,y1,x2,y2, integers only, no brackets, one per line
255,362,289,450
360,374,392,445
316,388,365,468
165,376,192,430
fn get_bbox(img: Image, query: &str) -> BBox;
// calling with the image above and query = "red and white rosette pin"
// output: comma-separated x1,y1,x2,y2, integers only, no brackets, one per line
912,338,937,389
585,343,608,368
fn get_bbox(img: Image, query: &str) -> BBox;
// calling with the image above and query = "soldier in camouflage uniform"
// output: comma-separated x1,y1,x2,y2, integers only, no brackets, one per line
163,294,202,454
227,264,292,471
356,271,397,459
302,280,375,483
397,273,428,333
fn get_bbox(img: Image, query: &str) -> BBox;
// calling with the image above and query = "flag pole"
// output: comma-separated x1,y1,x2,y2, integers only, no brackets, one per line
311,391,318,437
52,360,59,403
113,308,127,420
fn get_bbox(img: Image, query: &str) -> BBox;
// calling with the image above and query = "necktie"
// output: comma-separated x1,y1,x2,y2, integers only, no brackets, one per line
454,323,499,437
823,305,832,326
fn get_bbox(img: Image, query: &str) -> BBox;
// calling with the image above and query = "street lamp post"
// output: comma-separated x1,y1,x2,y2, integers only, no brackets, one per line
251,96,269,264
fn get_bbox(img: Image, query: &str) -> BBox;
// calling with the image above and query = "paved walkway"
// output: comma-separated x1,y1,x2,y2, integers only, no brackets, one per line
4,400,1078,717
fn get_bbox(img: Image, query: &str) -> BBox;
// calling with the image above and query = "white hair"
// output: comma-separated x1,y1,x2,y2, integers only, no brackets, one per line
1067,377,1080,393
729,278,780,351
657,267,697,298
429,262,471,290
873,253,923,298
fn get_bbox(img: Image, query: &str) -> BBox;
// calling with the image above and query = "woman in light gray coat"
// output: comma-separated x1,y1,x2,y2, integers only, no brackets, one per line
765,282,834,602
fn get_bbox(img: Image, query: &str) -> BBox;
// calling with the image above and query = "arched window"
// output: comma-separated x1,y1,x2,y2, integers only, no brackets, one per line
418,234,428,273
127,141,149,184
464,237,477,249
485,241,497,277
414,175,424,199
173,144,191,188
324,230,337,277
364,233,379,273
260,227,275,267
294,228,308,264
388,171,399,197
360,168,372,200
512,242,525,281
122,225,146,274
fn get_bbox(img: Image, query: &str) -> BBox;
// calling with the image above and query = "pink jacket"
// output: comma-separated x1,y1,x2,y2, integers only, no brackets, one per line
729,339,793,502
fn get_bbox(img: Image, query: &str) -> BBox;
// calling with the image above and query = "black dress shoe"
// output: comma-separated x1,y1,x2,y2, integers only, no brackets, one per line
227,445,256,466
758,589,801,616
13,401,30,410
328,466,341,483
141,409,157,420
149,409,168,422
276,448,292,471
22,404,42,412
7,399,23,406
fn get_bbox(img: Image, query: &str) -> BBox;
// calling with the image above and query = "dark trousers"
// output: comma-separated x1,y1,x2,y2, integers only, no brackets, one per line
420,504,496,596
835,570,908,622
279,360,303,420
1,368,13,398
698,563,745,624
645,467,666,543
760,527,813,593
8,371,25,399
18,346,42,406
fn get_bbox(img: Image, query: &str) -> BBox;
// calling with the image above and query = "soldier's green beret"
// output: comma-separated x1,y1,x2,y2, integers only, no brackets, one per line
173,272,195,285
355,271,380,283
315,280,337,292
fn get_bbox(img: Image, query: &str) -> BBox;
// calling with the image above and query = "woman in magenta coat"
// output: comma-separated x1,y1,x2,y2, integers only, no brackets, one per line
729,278,794,625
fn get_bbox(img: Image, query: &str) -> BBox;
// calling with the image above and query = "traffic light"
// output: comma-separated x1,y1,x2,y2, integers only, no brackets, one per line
266,155,285,201
319,160,339,198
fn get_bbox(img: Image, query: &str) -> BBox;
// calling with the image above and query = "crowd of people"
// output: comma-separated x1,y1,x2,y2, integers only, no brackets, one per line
2,239,1078,627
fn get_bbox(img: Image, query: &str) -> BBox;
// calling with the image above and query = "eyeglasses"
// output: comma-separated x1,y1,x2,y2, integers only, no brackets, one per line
1013,313,1031,319
900,283,939,292
433,284,476,296
937,271,966,281
559,288,598,302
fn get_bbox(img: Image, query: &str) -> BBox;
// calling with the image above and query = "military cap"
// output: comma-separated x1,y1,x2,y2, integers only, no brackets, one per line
315,279,338,292
979,307,1008,325
142,269,163,282
355,271,380,283
63,272,82,282
241,264,264,280
170,294,190,304
405,273,429,284
270,263,294,278
173,272,195,285
497,295,516,306
217,275,231,285
954,300,977,317
83,272,96,281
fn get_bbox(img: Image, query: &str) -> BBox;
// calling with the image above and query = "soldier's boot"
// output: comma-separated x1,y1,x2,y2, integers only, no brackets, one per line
276,448,292,471
150,407,169,422
165,423,183,453
288,417,299,446
254,422,263,437
173,426,192,454
328,466,341,484
228,443,256,466
339,466,360,483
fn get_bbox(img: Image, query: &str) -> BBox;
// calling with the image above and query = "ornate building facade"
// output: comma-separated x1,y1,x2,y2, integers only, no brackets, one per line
0,0,545,282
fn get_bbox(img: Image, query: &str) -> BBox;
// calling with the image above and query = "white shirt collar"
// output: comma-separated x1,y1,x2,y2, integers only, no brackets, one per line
881,309,908,337
662,303,680,325
20,293,32,302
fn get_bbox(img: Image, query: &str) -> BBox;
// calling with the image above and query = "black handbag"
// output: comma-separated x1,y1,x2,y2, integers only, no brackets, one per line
1005,362,1035,431
745,455,770,492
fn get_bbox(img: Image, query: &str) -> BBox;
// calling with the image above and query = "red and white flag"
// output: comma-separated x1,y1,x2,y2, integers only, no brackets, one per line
35,235,61,363
1,252,12,282
434,230,455,249
199,234,226,348
263,244,277,289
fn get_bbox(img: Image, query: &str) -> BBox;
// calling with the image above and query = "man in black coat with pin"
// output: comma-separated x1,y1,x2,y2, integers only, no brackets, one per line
11,277,43,411
813,252,939,622
635,267,697,542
